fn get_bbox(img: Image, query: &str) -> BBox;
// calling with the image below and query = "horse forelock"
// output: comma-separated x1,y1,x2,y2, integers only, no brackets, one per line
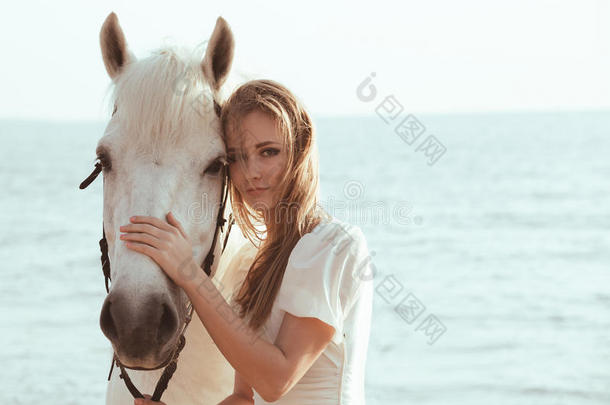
109,45,219,159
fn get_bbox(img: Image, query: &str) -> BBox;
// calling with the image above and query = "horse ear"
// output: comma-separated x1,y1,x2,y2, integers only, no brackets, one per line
201,17,235,92
100,12,134,79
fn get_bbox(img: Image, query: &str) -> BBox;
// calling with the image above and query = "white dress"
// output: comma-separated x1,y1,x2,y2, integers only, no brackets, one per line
228,215,374,405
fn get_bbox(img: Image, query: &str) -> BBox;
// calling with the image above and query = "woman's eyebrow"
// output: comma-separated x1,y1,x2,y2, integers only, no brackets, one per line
227,141,279,152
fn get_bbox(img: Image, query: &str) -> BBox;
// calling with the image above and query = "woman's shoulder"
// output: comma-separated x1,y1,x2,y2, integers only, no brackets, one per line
298,215,366,256
286,215,368,274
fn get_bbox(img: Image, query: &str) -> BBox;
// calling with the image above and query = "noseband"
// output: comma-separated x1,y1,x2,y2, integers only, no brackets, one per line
78,122,234,401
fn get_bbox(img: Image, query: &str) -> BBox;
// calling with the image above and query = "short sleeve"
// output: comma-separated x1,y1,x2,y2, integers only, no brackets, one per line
275,220,368,345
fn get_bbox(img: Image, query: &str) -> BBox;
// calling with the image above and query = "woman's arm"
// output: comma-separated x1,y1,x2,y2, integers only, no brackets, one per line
120,214,334,402
216,394,253,405
217,371,254,404
182,266,334,402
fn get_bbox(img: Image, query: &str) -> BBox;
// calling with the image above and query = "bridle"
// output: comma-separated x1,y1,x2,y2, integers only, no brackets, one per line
78,101,234,402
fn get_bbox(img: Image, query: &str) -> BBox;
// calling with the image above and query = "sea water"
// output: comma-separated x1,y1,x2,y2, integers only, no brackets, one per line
0,111,608,404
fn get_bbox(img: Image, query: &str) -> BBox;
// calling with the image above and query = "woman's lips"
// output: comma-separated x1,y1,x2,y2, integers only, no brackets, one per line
246,187,269,196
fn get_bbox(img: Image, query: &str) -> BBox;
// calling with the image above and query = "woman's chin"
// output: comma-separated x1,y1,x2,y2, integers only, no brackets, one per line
248,198,271,211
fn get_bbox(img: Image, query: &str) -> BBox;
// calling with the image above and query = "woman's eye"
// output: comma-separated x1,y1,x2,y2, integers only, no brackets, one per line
261,148,279,157
204,159,224,175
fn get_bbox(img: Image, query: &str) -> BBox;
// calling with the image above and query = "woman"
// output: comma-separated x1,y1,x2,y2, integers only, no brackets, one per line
121,79,374,404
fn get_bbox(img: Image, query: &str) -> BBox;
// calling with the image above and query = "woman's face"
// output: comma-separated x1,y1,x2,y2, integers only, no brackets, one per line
226,110,289,213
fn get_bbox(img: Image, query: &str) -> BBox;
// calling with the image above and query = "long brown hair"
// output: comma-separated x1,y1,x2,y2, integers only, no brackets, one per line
220,79,329,331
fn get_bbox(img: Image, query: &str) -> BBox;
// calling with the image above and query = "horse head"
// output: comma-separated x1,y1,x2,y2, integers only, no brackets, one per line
91,12,234,369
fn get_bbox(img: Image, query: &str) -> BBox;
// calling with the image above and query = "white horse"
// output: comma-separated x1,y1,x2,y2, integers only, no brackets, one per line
95,12,253,404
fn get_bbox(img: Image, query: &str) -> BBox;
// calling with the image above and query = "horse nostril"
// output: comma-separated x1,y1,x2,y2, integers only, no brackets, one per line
156,302,178,346
100,298,118,342
99,291,180,357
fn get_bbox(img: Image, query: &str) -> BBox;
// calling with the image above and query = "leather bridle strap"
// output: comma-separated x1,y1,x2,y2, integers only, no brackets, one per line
202,163,231,276
114,324,188,401
79,161,102,189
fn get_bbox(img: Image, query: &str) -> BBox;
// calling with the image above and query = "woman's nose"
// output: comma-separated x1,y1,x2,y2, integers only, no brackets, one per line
244,156,262,179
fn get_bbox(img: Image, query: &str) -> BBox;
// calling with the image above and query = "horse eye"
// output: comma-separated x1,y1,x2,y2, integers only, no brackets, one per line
204,159,225,175
97,153,112,171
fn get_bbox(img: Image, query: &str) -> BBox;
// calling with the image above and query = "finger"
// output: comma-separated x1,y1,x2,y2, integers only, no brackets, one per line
121,232,165,250
120,223,165,239
167,211,187,239
124,241,161,262
131,215,174,233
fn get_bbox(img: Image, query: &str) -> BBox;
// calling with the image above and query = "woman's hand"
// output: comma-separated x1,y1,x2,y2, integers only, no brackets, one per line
120,212,200,289
134,394,166,404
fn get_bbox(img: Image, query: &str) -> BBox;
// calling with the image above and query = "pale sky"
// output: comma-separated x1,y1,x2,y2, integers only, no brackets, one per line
2,0,610,121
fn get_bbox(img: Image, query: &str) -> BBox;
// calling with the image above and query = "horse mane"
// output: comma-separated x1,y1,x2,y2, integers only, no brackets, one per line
107,44,217,159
